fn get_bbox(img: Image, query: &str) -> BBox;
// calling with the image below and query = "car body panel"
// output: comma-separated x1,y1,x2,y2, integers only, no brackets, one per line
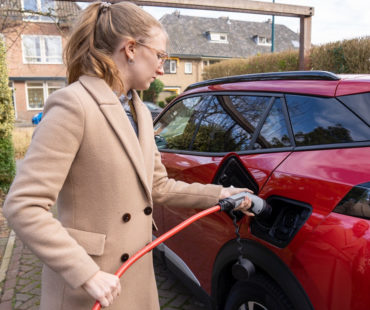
336,77,370,96
182,80,340,98
155,151,293,292
152,72,370,310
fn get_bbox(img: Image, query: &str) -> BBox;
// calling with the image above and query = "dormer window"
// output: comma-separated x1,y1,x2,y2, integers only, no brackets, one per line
207,32,228,43
253,35,272,46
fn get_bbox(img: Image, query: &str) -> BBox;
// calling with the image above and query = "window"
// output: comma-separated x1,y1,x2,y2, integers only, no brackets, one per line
22,35,62,64
26,81,64,109
254,36,272,46
22,0,56,22
191,96,251,152
286,94,370,146
164,59,177,74
338,92,370,126
257,98,292,149
228,95,271,129
184,62,192,74
207,32,228,43
154,96,204,150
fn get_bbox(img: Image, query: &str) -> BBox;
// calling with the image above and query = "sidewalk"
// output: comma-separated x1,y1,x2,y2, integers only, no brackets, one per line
0,207,208,310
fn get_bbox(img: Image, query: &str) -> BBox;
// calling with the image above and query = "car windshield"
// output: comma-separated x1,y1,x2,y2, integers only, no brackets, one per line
144,102,161,111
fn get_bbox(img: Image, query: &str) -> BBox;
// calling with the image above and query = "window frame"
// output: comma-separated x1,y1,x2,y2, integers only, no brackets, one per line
285,93,370,148
22,0,56,23
22,35,62,64
25,80,64,110
184,62,192,74
254,35,272,46
208,32,229,43
164,59,177,74
154,91,370,157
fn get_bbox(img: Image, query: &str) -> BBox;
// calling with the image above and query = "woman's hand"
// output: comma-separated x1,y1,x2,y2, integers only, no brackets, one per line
219,187,255,216
82,270,121,308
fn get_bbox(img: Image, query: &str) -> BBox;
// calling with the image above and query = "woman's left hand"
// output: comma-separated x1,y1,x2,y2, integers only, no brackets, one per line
219,187,255,217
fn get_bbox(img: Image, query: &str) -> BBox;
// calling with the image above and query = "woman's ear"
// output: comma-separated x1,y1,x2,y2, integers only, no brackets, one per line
124,39,136,61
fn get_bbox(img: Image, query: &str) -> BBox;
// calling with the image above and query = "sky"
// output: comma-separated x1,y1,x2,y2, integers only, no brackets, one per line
78,1,370,45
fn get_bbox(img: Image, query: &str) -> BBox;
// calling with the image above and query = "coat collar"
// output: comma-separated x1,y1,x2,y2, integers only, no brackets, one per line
78,75,152,200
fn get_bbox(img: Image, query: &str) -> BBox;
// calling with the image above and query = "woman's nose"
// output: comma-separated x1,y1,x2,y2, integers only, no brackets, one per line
156,66,164,75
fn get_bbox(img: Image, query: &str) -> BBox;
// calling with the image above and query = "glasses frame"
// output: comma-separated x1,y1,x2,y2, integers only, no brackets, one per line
135,41,169,65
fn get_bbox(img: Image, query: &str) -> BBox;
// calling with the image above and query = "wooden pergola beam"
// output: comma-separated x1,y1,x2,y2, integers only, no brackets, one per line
78,0,314,70
117,0,314,18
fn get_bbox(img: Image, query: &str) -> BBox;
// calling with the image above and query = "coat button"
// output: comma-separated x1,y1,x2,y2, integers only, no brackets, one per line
120,253,129,262
122,213,131,223
144,206,153,215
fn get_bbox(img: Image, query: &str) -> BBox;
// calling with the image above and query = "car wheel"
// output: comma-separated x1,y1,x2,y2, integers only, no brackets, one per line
224,274,294,310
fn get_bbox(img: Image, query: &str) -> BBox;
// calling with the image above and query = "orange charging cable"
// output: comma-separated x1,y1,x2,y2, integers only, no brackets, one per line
92,205,221,310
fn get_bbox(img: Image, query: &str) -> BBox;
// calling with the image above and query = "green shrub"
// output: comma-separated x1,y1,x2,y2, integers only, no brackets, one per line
158,101,165,108
165,94,177,104
203,50,299,79
143,79,164,102
203,37,370,79
310,37,370,73
0,40,15,194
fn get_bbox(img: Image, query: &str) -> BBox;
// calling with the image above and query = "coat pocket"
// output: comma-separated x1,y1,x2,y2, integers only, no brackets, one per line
66,227,106,256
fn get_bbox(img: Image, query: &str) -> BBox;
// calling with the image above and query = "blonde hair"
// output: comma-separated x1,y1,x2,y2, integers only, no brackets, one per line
64,1,164,93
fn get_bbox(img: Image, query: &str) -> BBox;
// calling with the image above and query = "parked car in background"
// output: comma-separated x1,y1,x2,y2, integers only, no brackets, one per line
31,112,43,125
30,101,162,125
152,71,370,310
144,101,163,120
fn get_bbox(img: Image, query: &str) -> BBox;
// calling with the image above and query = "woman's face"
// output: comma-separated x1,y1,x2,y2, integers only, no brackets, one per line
118,27,168,92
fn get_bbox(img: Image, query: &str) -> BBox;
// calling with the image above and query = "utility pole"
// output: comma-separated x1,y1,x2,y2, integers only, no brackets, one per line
271,0,275,52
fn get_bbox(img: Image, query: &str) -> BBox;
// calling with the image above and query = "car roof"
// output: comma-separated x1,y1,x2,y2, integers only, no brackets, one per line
182,71,370,98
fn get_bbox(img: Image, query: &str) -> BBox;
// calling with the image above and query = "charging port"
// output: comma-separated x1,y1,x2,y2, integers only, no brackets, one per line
251,196,312,248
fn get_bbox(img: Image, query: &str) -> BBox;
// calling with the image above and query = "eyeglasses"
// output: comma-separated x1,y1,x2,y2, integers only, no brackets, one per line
135,41,169,65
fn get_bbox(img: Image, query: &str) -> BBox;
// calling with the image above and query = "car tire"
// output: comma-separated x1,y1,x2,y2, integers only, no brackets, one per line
224,274,294,310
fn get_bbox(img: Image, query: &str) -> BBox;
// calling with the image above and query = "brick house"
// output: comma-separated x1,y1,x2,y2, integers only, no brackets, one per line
158,12,300,101
0,0,79,121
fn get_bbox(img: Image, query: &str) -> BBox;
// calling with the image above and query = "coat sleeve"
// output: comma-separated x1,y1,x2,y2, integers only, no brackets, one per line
151,146,223,208
3,87,100,289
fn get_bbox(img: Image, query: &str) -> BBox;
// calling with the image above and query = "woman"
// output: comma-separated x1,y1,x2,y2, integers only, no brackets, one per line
3,2,253,309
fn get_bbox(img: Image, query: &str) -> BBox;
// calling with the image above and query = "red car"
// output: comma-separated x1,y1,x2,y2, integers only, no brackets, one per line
152,71,370,310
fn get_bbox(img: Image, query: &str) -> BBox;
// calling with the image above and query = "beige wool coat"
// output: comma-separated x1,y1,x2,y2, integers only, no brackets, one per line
3,75,222,310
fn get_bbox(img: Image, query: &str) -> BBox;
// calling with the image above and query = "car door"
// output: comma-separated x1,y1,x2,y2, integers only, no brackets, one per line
153,92,294,291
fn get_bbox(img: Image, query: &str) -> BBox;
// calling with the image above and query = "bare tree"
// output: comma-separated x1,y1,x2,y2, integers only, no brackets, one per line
0,0,79,52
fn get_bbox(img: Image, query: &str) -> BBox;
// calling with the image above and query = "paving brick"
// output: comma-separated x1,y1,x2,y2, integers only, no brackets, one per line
0,235,208,310
15,293,32,302
0,289,14,302
0,301,12,310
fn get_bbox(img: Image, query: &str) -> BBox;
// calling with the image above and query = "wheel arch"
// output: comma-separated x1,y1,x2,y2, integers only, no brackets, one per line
211,238,314,310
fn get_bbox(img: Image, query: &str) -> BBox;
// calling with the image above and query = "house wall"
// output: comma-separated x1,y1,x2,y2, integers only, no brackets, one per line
158,58,203,102
4,22,68,121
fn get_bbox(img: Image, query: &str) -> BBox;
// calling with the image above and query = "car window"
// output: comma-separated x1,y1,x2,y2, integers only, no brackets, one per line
338,92,370,126
286,94,370,146
255,98,292,149
154,96,205,150
228,95,271,130
191,96,252,152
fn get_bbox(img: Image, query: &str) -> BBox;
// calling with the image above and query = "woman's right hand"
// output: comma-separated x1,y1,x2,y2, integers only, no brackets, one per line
82,270,121,308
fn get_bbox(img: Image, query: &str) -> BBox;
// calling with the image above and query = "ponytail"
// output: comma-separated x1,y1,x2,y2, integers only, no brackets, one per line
64,1,163,93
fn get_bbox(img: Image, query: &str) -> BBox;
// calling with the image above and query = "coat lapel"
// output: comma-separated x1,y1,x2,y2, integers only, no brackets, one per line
79,76,151,200
132,91,155,188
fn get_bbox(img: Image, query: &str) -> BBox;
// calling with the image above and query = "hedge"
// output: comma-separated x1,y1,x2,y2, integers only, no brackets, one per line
0,40,16,194
203,36,370,79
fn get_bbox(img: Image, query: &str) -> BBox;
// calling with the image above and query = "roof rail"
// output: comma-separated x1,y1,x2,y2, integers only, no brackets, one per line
185,71,340,91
